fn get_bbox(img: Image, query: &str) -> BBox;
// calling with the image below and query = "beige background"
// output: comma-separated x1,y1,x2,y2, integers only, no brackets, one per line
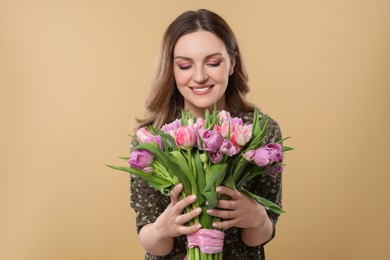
1,1,389,259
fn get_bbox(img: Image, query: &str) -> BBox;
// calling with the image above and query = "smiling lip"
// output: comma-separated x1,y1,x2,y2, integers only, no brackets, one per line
190,85,214,94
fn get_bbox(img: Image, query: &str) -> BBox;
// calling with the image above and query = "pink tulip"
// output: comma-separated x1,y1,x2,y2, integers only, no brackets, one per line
219,121,232,138
174,126,196,148
136,127,154,143
234,124,252,146
135,127,163,150
218,110,231,124
194,118,205,129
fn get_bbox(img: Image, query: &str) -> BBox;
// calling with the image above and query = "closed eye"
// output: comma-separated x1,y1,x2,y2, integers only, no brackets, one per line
178,65,192,70
208,62,221,67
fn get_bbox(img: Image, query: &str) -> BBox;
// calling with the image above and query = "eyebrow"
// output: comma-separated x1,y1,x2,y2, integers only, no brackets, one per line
174,52,224,60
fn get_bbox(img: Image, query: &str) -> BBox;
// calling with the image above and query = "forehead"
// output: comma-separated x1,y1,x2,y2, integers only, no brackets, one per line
174,30,228,58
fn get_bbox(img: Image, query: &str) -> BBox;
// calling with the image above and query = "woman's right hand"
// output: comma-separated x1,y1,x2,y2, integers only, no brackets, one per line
153,183,202,238
138,183,202,256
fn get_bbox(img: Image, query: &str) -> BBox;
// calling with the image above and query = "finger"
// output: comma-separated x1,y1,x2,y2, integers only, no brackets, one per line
175,194,197,213
216,186,241,200
215,199,237,210
177,207,202,224
170,183,183,205
212,219,235,230
207,208,235,219
177,222,202,236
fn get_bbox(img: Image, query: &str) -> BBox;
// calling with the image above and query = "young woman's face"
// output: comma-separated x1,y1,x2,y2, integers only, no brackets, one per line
173,30,235,117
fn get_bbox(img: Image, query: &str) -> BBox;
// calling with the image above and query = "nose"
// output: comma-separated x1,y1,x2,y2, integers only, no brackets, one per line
193,67,208,83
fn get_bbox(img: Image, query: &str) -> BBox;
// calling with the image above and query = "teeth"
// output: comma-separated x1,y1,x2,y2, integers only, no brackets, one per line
192,87,211,93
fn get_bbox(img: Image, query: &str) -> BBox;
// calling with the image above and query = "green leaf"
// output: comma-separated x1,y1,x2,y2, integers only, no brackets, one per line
202,190,217,209
204,163,227,192
105,164,172,188
235,166,266,188
239,188,285,215
194,150,206,204
222,174,235,190
159,132,178,151
283,146,294,152
170,150,197,192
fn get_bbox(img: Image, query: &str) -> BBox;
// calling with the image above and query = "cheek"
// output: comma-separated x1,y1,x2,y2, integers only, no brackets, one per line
173,69,190,87
211,67,230,84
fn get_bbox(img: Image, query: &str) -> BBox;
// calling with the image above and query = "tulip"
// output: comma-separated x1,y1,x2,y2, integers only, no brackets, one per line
230,117,243,127
161,119,181,134
220,139,238,156
267,165,285,176
174,126,196,148
201,129,223,153
128,150,153,170
135,127,163,150
234,124,252,146
254,143,283,166
243,150,256,161
209,151,223,164
136,127,154,143
219,121,232,138
218,110,231,124
195,117,205,129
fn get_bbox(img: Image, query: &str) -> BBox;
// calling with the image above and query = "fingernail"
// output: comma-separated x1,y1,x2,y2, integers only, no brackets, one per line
177,183,183,189
216,187,222,192
189,195,196,200
196,224,202,229
196,208,202,214
212,223,217,228
207,209,213,214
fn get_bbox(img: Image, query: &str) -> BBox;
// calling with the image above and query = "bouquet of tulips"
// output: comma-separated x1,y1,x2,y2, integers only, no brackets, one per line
107,108,292,260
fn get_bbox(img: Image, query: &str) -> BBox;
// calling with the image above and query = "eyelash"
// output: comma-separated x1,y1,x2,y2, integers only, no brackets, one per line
178,62,221,70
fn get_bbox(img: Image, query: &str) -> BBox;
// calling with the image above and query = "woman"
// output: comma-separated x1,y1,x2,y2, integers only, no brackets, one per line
131,9,283,259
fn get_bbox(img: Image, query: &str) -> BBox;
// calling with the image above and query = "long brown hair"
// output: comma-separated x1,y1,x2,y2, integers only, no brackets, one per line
138,9,253,129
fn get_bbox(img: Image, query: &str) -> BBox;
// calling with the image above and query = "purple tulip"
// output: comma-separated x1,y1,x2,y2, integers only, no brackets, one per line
128,149,153,170
220,139,238,156
201,129,223,153
161,119,182,134
267,165,285,176
243,150,256,161
254,143,283,166
209,151,223,164
230,117,243,127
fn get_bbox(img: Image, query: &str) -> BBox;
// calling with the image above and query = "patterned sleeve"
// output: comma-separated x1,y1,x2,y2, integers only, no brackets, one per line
242,112,283,244
129,139,188,259
129,139,170,234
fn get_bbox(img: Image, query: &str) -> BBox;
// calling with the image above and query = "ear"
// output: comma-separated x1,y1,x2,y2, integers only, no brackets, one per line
229,57,236,76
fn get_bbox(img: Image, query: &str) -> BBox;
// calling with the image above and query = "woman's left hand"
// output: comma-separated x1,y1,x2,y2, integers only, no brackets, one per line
206,186,269,230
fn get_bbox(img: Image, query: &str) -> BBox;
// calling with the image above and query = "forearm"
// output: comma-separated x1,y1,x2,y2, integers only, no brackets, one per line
240,206,274,247
138,222,174,256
